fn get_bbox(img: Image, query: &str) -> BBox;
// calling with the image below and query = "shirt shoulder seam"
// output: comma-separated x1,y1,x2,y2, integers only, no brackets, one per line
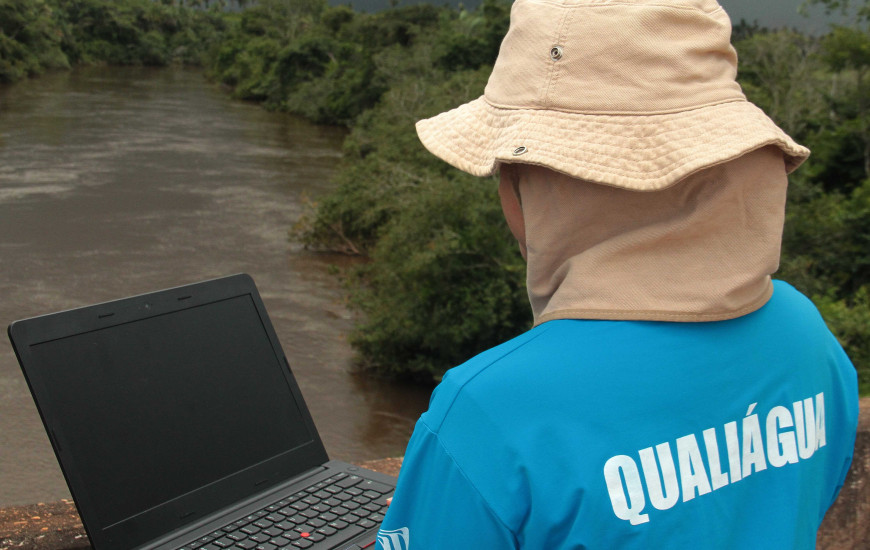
429,324,555,432
418,418,520,546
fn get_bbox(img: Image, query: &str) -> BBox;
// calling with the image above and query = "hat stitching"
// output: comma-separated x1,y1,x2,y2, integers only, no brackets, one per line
515,141,793,182
430,100,793,144
421,101,801,170
542,4,577,108
421,109,790,154
421,120,802,187
421,120,794,172
534,280,774,324
430,97,759,129
512,130,793,173
529,0,715,14
482,98,748,117
479,96,749,120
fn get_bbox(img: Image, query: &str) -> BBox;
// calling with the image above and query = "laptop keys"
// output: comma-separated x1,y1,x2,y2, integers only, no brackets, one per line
182,473,392,550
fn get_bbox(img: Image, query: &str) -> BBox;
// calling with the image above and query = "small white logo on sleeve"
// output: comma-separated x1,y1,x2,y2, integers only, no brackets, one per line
377,527,410,550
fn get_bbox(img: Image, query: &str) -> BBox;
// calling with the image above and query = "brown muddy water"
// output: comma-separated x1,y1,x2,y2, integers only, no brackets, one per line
0,67,431,505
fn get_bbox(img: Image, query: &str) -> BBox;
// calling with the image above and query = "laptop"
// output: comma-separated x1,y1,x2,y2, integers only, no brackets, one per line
8,274,396,550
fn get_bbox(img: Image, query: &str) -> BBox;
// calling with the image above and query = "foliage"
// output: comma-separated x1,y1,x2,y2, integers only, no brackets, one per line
52,0,225,66
736,19,870,393
210,0,329,98
301,55,532,381
0,0,69,83
297,3,870,384
0,0,224,83
815,286,870,394
735,30,826,142
335,67,531,381
348,170,529,381
294,0,870,385
4,0,867,388
315,3,869,385
798,1,870,185
431,0,511,72
289,0,524,381
802,0,870,24
780,179,870,298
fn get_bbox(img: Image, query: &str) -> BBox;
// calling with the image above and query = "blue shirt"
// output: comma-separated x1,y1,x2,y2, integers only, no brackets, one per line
376,282,858,549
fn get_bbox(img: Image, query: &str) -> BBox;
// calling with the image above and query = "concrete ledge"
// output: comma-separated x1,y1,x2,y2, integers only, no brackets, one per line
0,458,403,550
805,394,868,549
2,406,867,549
0,499,87,550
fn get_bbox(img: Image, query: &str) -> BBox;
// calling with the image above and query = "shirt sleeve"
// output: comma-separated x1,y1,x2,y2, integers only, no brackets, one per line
375,420,517,550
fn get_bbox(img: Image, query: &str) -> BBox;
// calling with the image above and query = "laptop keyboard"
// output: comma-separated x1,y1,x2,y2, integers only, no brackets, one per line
178,472,393,550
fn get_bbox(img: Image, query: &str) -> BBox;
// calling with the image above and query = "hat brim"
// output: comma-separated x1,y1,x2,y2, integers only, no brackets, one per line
415,98,810,191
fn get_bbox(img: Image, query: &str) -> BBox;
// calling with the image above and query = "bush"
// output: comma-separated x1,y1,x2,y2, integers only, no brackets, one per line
46,0,223,68
815,287,870,394
0,0,69,83
12,0,863,387
349,173,530,381
295,10,529,380
303,10,868,384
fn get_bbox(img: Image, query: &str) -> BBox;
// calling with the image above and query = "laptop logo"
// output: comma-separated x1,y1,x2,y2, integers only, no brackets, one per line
377,527,410,550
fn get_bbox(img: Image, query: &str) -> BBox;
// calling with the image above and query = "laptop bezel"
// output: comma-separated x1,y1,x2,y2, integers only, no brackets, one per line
8,274,331,549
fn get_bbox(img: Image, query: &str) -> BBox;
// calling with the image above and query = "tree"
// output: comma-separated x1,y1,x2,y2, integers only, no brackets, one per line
735,30,825,142
0,0,68,82
798,1,870,182
802,0,870,24
820,25,870,179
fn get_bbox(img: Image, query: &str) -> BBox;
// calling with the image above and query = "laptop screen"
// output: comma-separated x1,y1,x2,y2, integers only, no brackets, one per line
14,278,328,548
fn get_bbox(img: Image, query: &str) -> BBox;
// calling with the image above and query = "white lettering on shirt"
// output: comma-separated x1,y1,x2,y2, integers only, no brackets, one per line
604,393,827,525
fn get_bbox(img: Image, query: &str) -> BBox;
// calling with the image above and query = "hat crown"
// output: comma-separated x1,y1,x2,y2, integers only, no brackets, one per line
485,0,744,114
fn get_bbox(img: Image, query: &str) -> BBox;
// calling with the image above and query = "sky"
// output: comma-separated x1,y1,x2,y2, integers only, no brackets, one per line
718,0,851,33
331,0,854,34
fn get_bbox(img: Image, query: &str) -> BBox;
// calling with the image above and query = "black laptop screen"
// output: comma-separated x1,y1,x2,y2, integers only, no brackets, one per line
27,294,313,529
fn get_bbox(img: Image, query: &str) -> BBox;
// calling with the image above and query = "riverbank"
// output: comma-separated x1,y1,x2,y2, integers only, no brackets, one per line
0,66,430,505
2,399,868,549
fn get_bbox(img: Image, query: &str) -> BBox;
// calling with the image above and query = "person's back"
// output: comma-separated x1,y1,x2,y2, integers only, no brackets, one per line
375,1,860,547
384,282,856,548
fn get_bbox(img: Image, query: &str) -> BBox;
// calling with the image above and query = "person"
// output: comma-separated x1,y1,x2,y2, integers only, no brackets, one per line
374,0,859,548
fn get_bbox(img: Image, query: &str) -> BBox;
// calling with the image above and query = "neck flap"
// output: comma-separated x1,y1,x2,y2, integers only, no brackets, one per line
506,146,789,324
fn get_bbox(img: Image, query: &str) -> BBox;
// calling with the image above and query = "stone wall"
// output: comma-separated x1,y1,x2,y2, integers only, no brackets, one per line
1,406,867,549
816,398,870,549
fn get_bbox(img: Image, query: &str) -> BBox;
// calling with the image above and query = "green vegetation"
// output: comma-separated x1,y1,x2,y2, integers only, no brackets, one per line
733,1,870,393
1,0,68,81
287,0,870,391
0,0,223,83
204,0,523,379
3,0,868,392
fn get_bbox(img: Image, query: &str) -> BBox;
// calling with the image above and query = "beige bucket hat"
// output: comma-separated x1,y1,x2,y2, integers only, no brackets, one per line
416,0,809,191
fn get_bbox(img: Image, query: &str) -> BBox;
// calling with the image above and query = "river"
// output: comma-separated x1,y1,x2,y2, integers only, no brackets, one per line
0,66,431,505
